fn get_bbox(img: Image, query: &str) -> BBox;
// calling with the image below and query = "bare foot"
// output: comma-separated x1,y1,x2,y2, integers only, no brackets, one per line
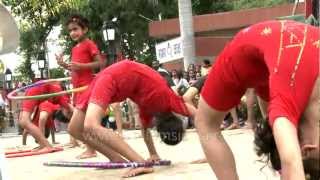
32,145,43,151
36,146,56,153
76,151,97,159
226,123,240,130
63,143,80,148
122,167,154,178
220,122,229,130
242,122,253,129
190,158,207,164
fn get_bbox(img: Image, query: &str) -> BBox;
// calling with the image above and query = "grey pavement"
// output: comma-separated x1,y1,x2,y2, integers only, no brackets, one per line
0,129,280,180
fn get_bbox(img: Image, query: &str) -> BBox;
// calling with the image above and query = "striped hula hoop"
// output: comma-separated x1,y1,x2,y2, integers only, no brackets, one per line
43,160,171,169
7,77,87,100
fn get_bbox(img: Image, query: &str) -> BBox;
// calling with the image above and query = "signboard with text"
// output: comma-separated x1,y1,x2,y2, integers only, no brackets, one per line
155,37,183,64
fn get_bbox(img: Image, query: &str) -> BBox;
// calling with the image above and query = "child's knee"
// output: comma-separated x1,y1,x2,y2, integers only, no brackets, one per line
68,123,83,139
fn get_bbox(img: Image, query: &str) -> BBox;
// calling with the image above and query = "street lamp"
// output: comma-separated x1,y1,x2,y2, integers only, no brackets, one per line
103,18,118,65
38,59,45,79
4,68,14,127
103,26,115,41
5,68,12,90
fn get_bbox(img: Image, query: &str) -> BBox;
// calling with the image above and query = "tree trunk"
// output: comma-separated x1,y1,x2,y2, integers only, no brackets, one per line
178,0,196,71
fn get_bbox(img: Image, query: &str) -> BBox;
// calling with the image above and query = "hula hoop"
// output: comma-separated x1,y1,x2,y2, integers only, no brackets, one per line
43,160,171,169
7,77,87,100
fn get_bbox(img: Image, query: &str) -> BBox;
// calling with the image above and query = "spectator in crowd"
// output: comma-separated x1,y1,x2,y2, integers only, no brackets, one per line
195,64,202,75
182,71,189,82
171,70,190,95
188,64,195,72
196,72,202,80
201,59,212,76
188,70,197,85
152,61,175,88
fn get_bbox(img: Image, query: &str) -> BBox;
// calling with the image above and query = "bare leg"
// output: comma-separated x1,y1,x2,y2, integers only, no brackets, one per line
66,135,80,148
245,89,256,128
22,129,28,145
38,111,49,136
195,97,239,180
127,99,135,128
83,103,153,177
76,144,97,159
111,103,123,135
257,96,268,119
68,108,124,162
226,108,240,130
19,111,53,151
50,128,59,144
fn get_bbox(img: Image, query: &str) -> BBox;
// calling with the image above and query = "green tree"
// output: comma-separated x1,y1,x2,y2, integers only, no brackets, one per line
232,0,291,10
3,0,84,80
49,67,66,78
5,0,296,79
57,0,164,65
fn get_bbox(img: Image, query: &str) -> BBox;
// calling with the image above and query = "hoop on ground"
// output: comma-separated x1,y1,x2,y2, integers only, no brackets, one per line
6,147,63,158
7,77,87,100
43,160,171,169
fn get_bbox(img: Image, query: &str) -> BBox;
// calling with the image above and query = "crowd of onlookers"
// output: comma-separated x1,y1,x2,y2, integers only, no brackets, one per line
149,59,260,131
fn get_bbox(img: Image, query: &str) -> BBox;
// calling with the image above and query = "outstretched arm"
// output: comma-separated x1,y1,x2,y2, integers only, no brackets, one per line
141,127,160,161
272,117,305,179
185,102,196,117
183,87,199,107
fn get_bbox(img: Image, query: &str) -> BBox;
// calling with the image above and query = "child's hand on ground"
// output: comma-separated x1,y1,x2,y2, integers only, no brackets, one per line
147,154,161,163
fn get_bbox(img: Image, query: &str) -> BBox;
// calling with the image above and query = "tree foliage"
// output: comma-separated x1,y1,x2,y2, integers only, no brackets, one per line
49,67,66,78
3,0,83,80
58,0,163,65
4,0,295,81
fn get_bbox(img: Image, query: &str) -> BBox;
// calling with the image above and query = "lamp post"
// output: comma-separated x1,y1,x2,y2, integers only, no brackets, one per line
4,68,14,127
103,18,118,65
38,59,45,79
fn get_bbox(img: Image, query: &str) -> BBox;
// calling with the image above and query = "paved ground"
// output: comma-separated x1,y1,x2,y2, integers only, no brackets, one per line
0,129,280,180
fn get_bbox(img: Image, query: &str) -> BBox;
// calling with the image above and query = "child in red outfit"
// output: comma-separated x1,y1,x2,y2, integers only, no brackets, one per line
19,83,73,152
23,101,60,145
56,14,103,159
196,20,319,180
68,60,195,178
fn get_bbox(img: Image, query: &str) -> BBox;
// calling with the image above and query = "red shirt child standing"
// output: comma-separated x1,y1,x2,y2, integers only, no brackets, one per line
56,14,102,159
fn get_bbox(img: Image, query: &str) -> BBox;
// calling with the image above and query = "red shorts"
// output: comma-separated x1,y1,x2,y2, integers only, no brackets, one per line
201,45,268,111
22,88,42,112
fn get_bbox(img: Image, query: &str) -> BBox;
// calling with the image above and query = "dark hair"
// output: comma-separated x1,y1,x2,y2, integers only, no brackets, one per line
53,110,70,123
255,117,320,179
203,59,211,66
152,61,159,69
66,14,89,29
44,127,50,138
155,112,185,145
304,158,320,180
254,117,281,170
